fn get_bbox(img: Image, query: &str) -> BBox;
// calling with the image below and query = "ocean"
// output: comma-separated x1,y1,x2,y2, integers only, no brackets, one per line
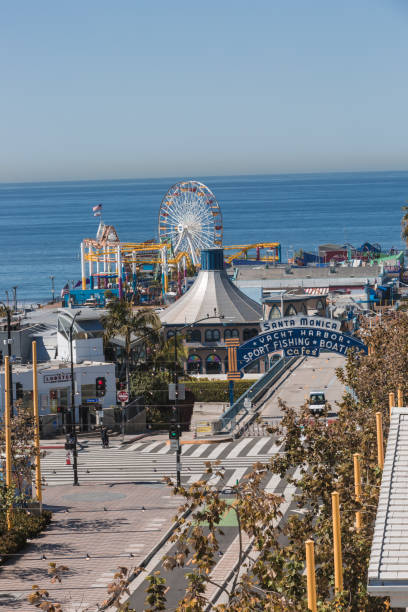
0,171,407,304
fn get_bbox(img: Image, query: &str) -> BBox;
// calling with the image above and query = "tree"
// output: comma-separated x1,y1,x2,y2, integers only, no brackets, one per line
101,299,161,393
153,334,189,375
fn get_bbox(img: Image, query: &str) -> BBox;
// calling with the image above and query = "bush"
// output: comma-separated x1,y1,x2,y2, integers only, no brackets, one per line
184,379,254,403
0,509,52,563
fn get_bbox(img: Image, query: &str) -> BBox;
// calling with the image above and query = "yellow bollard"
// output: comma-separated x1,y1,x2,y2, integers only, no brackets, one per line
389,392,395,420
32,341,42,512
398,388,403,408
4,356,12,529
331,491,343,594
305,539,317,611
376,412,384,470
353,453,362,531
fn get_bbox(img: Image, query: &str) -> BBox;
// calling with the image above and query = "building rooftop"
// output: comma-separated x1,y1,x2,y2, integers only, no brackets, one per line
368,407,408,607
160,249,262,326
234,264,382,288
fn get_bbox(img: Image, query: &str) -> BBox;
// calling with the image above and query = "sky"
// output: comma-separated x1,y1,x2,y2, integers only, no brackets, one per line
1,0,408,182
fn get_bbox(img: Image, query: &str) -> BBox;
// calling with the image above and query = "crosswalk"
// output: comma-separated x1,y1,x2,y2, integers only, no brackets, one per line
125,436,282,459
40,437,284,487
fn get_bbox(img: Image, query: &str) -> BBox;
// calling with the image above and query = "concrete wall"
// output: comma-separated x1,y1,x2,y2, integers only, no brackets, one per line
57,333,105,364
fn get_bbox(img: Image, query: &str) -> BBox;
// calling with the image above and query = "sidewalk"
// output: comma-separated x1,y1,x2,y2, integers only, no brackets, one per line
0,483,183,611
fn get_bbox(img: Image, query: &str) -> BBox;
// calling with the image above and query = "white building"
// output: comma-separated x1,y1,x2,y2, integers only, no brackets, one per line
0,308,118,435
0,360,116,435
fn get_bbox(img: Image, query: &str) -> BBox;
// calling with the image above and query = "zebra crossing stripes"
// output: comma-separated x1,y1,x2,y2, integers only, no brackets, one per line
127,437,283,459
141,441,163,453
249,437,271,456
188,444,210,457
126,441,144,452
225,438,253,458
206,443,230,459
225,467,247,487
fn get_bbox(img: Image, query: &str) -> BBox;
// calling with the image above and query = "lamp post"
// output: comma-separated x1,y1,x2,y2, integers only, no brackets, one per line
49,276,55,303
171,312,224,488
0,302,13,417
69,310,81,486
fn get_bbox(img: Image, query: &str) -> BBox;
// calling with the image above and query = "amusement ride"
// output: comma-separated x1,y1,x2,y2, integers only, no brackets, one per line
73,180,281,306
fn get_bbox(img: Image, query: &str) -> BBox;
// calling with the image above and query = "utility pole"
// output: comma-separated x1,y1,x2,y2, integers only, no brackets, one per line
169,313,225,488
32,341,42,512
12,286,17,312
69,311,81,486
174,331,181,487
49,276,55,303
0,302,14,417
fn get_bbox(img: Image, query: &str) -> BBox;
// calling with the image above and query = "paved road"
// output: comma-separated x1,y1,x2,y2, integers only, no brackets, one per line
261,353,345,419
41,436,285,488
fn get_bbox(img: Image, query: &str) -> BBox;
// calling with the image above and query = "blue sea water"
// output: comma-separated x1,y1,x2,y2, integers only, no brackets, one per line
0,171,407,303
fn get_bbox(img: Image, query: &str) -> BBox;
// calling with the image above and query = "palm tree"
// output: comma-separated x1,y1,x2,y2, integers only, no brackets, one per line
101,300,161,396
153,334,189,378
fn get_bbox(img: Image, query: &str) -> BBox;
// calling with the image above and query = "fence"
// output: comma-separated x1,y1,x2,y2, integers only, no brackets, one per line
213,356,297,434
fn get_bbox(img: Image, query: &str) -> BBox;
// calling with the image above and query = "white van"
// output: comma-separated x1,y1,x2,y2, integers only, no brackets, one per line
309,390,326,416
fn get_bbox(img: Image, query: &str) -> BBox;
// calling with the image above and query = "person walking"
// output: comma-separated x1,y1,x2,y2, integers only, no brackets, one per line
101,427,109,448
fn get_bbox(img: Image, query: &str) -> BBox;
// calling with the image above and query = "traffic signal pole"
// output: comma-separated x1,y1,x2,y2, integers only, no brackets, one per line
174,333,181,488
69,311,81,486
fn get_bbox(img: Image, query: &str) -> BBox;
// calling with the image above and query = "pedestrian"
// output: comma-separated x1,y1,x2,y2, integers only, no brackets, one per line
101,427,109,448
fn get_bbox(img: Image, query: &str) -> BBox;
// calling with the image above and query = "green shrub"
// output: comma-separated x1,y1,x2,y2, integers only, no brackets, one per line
0,509,52,563
183,379,253,403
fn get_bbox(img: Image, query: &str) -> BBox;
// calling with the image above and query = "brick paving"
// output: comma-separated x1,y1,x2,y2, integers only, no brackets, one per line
0,483,182,612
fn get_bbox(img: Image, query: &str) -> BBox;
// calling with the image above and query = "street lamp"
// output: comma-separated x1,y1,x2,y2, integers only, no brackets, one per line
171,311,224,488
69,310,81,486
0,302,13,417
49,276,55,303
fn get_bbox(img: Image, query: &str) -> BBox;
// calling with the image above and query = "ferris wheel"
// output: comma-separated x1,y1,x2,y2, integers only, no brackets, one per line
158,180,223,266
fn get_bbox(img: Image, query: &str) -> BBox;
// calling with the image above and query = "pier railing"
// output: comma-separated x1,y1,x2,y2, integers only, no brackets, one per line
213,356,297,435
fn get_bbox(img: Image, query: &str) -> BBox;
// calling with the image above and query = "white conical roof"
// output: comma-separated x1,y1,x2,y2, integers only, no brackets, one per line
160,250,262,325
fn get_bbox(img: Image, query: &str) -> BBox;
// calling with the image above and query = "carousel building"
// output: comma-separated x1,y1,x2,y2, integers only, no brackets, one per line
160,249,262,375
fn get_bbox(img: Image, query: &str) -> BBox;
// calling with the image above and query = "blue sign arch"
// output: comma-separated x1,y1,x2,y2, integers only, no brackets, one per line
237,326,367,371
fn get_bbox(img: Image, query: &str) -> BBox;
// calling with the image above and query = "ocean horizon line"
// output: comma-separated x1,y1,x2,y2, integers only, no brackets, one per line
1,168,408,188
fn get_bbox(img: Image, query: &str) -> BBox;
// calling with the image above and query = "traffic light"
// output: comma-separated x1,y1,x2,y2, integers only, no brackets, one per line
96,376,106,397
169,423,180,440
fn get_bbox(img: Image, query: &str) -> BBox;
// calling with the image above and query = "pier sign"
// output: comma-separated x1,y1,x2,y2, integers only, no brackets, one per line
229,316,367,374
260,315,341,333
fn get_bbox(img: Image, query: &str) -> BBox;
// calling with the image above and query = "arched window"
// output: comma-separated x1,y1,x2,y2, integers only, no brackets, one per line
187,354,202,374
186,329,201,342
285,305,297,316
167,330,175,339
206,354,221,374
205,329,220,342
224,328,239,340
243,328,258,341
269,305,281,319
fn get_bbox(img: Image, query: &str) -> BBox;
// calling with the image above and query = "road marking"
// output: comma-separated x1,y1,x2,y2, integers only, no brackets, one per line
225,467,247,486
227,438,253,458
187,473,204,483
265,473,281,492
247,437,270,455
207,473,222,485
126,442,144,452
206,443,230,459
141,441,163,453
189,444,210,457
157,444,171,454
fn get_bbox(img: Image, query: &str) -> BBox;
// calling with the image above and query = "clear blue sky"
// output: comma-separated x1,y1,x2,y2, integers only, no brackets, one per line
1,0,408,182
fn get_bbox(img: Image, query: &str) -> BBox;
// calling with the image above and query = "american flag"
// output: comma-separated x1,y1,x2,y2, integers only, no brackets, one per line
93,203,102,217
